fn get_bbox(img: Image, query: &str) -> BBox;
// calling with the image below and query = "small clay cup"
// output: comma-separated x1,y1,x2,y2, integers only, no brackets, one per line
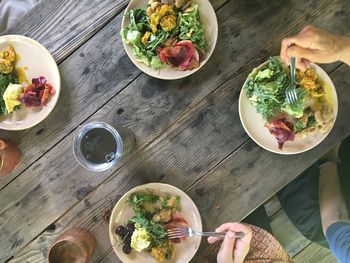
48,228,96,263
0,139,20,177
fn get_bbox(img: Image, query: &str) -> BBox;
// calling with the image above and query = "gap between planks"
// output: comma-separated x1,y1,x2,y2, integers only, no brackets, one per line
4,0,348,262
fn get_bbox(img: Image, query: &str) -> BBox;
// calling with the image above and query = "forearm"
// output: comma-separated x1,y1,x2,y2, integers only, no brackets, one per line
319,162,350,234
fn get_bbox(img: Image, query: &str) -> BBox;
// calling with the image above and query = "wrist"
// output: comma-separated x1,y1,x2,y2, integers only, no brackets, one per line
339,36,350,66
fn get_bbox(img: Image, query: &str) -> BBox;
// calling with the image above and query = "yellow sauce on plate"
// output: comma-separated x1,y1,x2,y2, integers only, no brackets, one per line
15,67,30,85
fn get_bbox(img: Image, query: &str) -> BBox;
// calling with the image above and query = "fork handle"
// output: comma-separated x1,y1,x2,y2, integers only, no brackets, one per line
290,57,296,83
193,231,245,239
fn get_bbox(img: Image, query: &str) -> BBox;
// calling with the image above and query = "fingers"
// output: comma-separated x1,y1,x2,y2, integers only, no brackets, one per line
295,57,309,71
280,25,318,65
217,231,236,263
233,224,252,245
280,34,313,65
280,37,292,65
207,223,252,244
215,222,244,232
287,45,317,63
208,236,219,244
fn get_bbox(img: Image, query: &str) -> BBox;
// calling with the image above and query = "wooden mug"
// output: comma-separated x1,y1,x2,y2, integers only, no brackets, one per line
48,227,96,263
0,139,20,177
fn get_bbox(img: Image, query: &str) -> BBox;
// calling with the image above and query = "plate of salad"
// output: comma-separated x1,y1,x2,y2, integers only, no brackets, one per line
239,57,338,154
120,0,218,79
109,183,202,263
0,35,60,130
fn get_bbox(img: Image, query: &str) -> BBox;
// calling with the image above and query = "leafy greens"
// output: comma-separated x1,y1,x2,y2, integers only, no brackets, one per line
121,9,169,69
178,4,207,50
0,72,19,115
121,3,208,69
128,193,168,246
245,57,307,121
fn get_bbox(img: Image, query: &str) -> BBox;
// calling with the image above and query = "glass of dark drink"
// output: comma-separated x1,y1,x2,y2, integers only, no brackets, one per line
73,122,134,171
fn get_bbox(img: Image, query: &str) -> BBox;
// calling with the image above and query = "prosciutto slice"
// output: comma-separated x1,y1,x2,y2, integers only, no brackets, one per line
164,216,189,244
157,40,200,70
265,119,295,150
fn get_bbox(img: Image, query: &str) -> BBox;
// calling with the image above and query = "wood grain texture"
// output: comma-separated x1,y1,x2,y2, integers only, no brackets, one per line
293,243,337,263
1,0,341,190
0,0,227,192
5,0,129,63
1,0,233,260
188,64,350,262
0,13,141,191
10,63,349,263
5,1,350,262
3,0,350,262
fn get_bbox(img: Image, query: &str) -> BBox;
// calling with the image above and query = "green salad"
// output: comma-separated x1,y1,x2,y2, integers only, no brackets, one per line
245,56,306,121
121,0,207,70
244,57,334,150
0,72,19,114
114,191,186,262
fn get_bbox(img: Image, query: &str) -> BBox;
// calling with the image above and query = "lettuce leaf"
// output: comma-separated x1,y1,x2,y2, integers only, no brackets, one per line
121,9,166,69
0,72,19,115
178,4,207,50
245,57,308,121
281,88,306,118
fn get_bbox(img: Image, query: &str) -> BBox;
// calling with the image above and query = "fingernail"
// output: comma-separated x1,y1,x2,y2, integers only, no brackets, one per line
228,231,235,239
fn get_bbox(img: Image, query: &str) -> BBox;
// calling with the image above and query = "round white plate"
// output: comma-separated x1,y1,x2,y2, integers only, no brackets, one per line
0,35,60,130
121,0,218,80
239,61,338,155
109,183,202,263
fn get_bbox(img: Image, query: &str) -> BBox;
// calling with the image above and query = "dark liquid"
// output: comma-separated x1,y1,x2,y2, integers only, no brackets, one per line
80,128,117,164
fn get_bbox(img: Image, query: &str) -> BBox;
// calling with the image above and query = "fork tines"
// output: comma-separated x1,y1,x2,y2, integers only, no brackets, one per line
166,226,188,239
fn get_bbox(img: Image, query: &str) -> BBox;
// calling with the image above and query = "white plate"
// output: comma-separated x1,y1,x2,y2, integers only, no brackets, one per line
239,61,338,155
0,35,60,130
121,0,218,80
109,183,202,263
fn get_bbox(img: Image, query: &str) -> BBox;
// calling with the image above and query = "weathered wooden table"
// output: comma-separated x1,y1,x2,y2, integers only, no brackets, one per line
0,0,349,262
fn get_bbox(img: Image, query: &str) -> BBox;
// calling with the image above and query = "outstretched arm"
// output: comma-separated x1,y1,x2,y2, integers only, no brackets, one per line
319,146,350,263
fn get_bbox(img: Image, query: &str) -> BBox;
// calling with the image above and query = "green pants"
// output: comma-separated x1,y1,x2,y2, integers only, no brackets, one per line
277,135,350,248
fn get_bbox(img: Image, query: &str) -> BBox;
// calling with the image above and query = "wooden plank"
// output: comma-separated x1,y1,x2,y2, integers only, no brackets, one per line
0,0,228,192
188,64,350,262
1,0,341,191
270,209,311,257
10,63,350,263
0,13,141,191
0,0,234,259
4,0,349,262
5,0,129,63
293,243,337,263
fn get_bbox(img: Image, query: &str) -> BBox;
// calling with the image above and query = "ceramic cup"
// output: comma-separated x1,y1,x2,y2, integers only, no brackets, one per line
48,228,96,263
0,139,20,177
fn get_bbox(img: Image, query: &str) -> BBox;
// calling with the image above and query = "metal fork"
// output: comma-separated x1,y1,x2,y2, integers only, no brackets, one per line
166,226,245,239
285,57,298,104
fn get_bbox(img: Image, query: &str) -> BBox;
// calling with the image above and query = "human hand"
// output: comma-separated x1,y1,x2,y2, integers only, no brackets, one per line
207,223,252,263
280,25,350,71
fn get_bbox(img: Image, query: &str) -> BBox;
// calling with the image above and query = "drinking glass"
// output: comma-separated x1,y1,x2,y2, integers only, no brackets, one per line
73,122,135,172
